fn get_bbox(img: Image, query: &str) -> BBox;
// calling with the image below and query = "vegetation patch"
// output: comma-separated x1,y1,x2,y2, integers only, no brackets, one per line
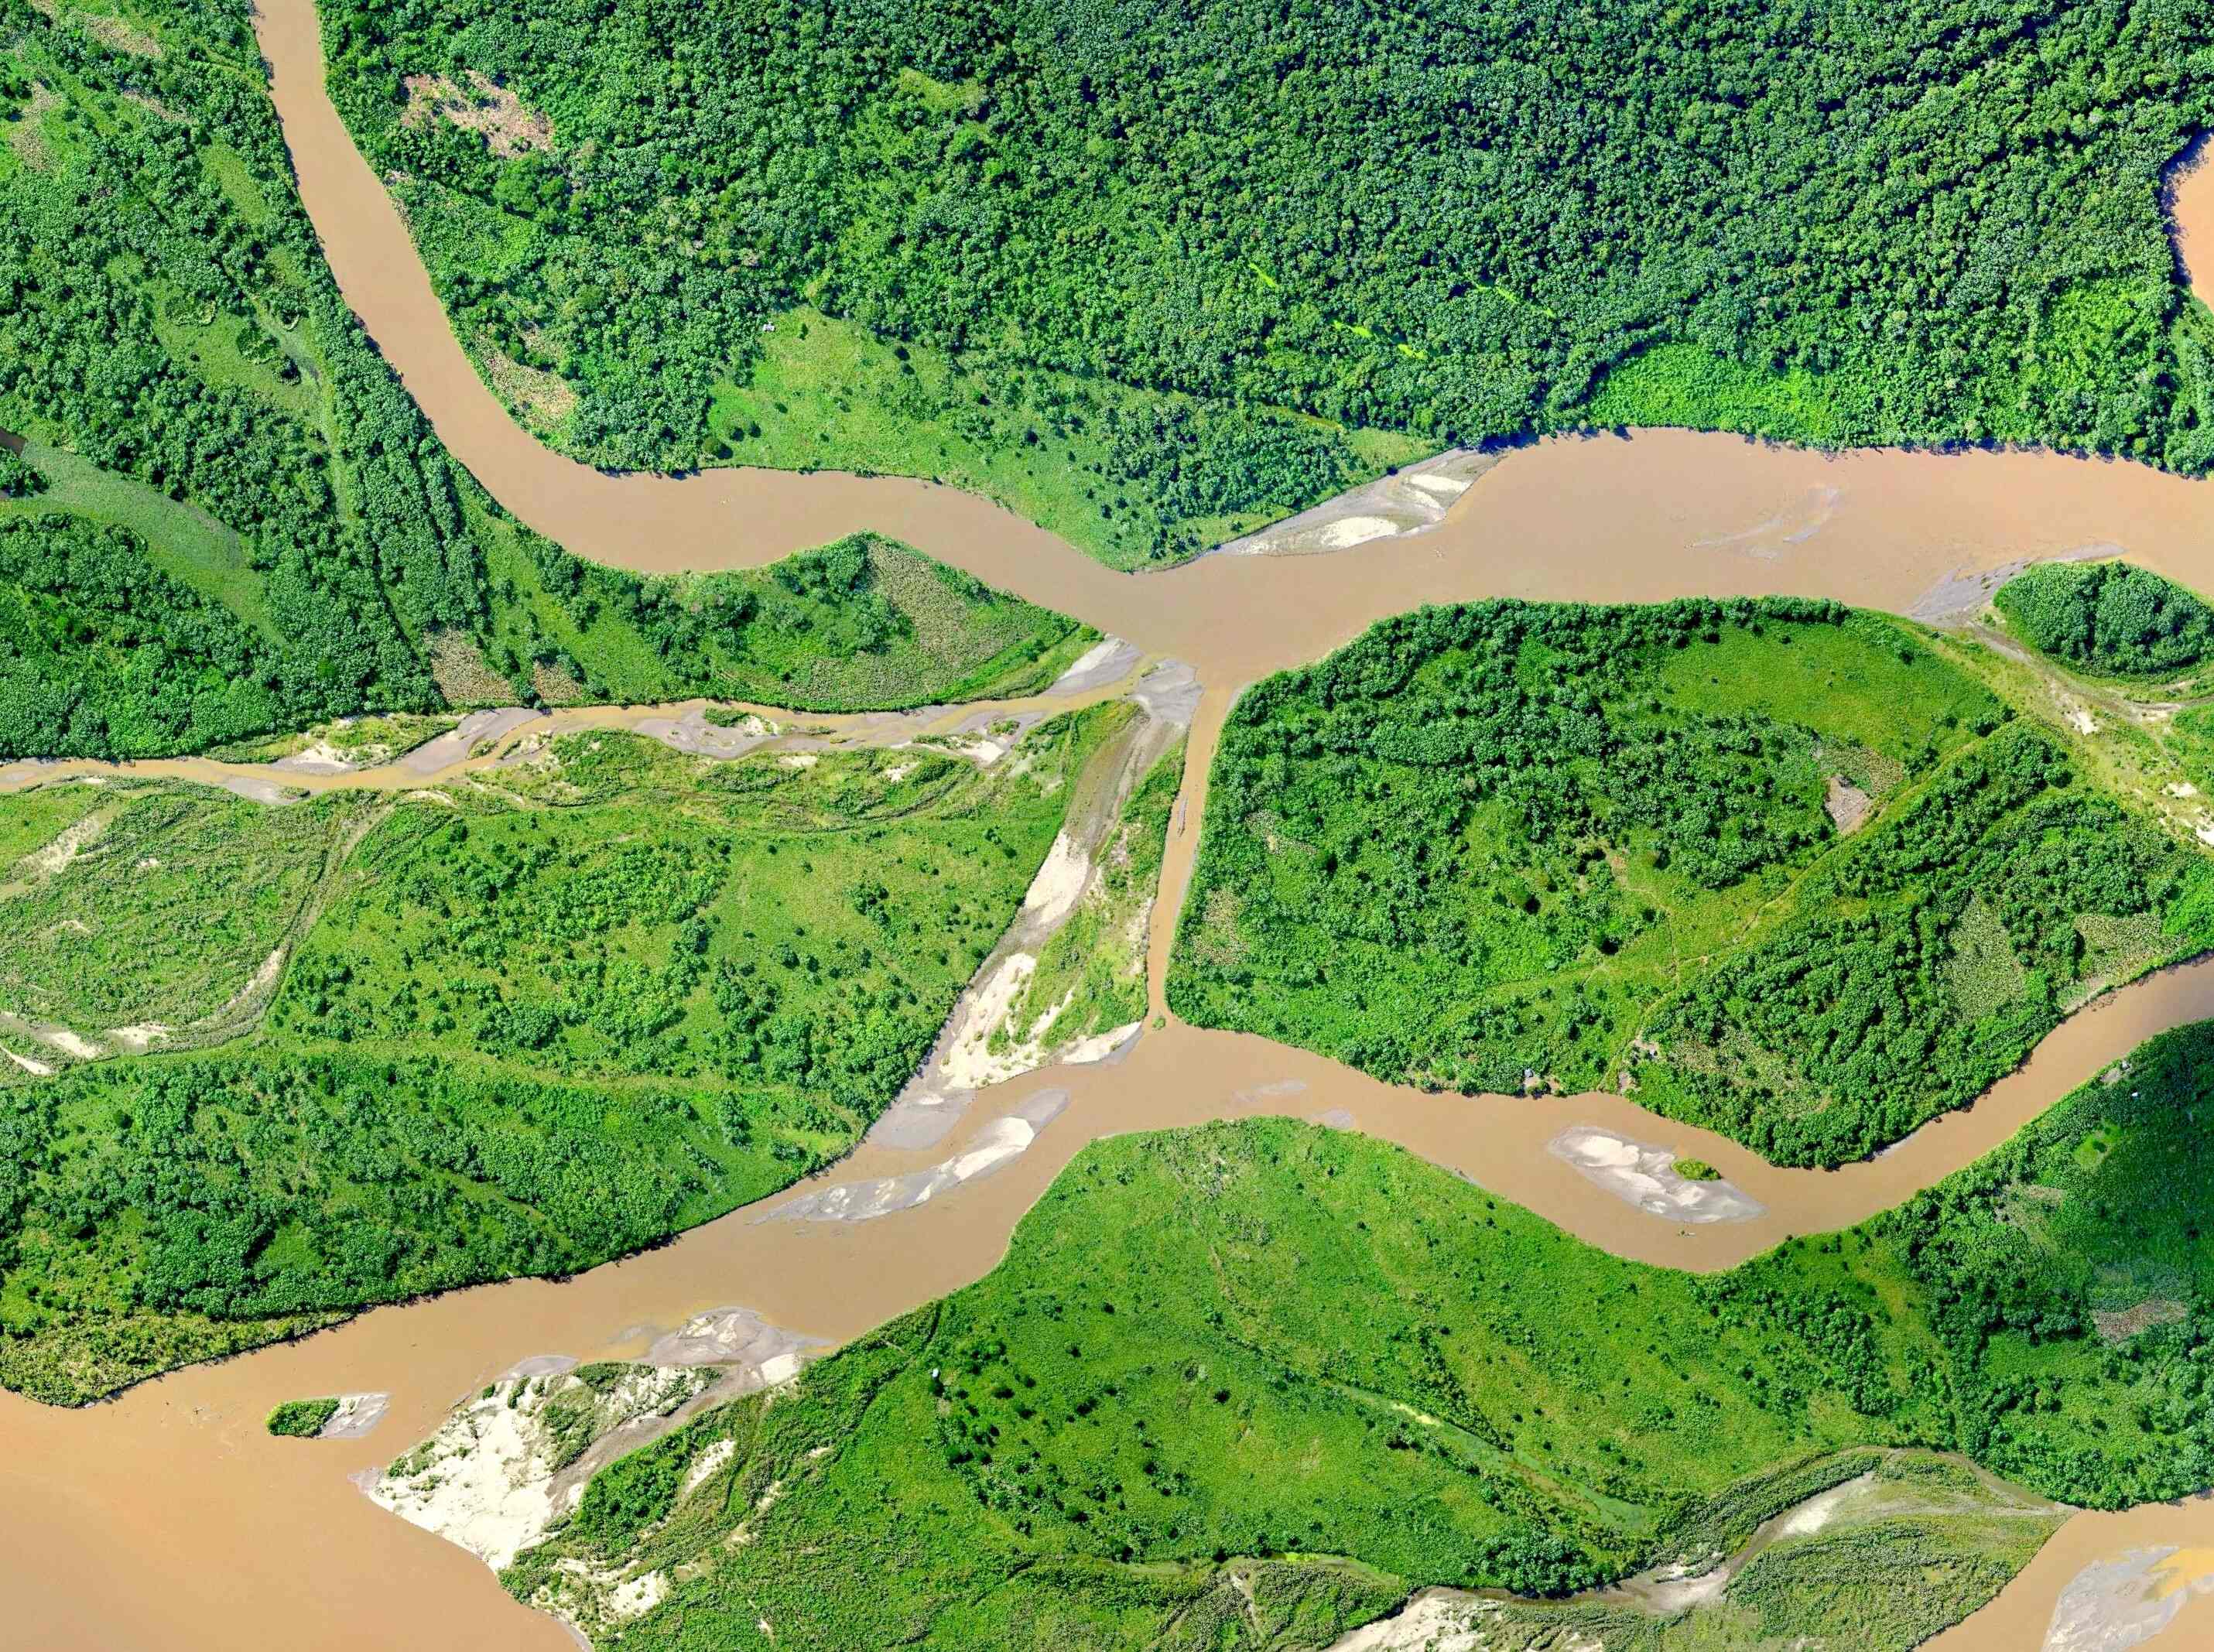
0,711,1125,1402
0,779,361,1068
265,1396,340,1438
1993,561,2214,681
1171,597,2214,1165
495,1022,2214,1648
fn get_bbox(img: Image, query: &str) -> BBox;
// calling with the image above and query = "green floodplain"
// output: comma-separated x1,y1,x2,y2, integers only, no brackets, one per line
10,569,2214,1652
488,1034,2214,1650
0,705,1160,1403
322,569,2214,1650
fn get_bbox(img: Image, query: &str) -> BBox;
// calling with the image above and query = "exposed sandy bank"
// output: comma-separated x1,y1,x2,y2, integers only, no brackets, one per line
1547,1126,1766,1223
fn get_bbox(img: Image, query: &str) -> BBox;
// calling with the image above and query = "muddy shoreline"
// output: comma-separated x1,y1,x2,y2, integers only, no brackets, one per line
5,9,2214,1650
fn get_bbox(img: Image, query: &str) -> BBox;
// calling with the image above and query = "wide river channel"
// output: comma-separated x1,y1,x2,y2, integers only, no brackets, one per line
9,4,2214,1646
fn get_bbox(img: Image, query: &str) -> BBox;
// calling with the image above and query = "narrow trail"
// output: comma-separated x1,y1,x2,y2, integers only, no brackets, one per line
7,5,2214,1648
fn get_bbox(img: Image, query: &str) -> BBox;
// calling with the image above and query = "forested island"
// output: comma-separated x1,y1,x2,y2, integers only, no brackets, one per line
0,708,1169,1402
1171,596,2214,1165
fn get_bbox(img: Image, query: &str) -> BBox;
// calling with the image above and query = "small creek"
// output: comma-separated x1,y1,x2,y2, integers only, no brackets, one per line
5,5,2214,1647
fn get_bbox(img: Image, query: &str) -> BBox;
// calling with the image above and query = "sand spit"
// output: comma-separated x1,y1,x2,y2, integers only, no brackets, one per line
877,676,1192,1141
320,1392,391,1441
628,706,780,759
637,1306,826,1384
404,707,548,775
1216,448,1503,557
1132,658,1203,725
1547,1126,1767,1223
1908,548,2118,630
2045,1545,2214,1652
772,1089,1070,1223
1047,636,1141,695
14,810,106,880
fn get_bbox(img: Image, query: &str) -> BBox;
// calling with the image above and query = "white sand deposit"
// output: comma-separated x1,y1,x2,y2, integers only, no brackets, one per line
320,1392,392,1440
367,1366,716,1571
1021,835,1092,928
36,1027,104,1061
1048,637,1141,695
769,1090,1069,1223
1547,1126,1765,1223
1328,1592,1495,1652
15,811,104,879
2045,1546,2214,1652
104,1023,173,1052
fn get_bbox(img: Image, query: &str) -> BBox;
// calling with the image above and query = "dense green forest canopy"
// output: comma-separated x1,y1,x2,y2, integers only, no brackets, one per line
0,0,1081,758
1169,597,2214,1165
0,713,1121,1402
1993,559,2214,679
496,1024,2214,1648
322,0,2214,561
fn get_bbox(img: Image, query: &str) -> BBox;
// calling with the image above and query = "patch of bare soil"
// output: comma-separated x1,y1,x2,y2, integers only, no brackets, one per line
2093,1298,2188,1343
1825,773,1874,834
484,343,577,433
74,10,161,56
401,70,551,157
425,630,513,706
6,83,60,169
529,659,587,705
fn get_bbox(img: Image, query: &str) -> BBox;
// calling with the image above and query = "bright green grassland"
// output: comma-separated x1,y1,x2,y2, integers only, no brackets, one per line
320,0,2214,552
0,780,361,1058
501,1021,2214,1649
1169,597,2214,1166
0,1,1083,760
0,711,1117,1403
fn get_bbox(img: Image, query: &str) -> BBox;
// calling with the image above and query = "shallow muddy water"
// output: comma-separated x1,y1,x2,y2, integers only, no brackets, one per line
4,6,2212,1647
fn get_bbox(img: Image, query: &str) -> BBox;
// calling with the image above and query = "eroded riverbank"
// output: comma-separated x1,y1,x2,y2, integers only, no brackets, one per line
5,5,2213,1647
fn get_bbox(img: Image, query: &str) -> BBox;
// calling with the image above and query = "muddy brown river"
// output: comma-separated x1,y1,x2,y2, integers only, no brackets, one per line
5,5,2214,1646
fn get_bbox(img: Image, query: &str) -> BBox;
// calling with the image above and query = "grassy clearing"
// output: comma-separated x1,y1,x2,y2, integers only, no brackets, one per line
0,712,1122,1402
702,309,1428,571
0,779,361,1058
0,443,270,636
1170,597,2211,1165
495,1021,2214,1648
